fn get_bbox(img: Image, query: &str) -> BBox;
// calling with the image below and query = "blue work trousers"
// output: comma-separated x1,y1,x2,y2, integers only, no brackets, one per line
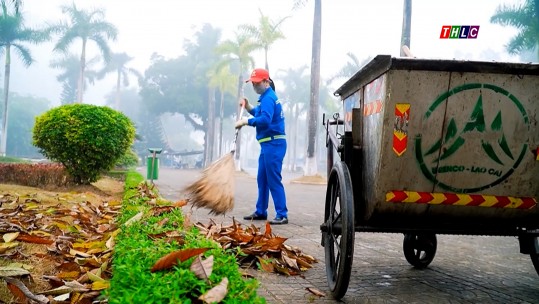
255,139,287,218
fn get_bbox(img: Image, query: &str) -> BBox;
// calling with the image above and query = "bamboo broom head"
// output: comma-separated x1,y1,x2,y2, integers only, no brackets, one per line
184,151,235,215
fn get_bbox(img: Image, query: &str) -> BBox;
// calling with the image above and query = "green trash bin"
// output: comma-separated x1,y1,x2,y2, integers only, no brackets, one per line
146,148,162,181
146,156,159,180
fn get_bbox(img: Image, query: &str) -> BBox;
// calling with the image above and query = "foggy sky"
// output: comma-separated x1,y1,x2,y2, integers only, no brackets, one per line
8,0,523,106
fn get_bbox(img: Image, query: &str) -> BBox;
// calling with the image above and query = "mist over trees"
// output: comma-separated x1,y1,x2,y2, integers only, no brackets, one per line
1,0,534,177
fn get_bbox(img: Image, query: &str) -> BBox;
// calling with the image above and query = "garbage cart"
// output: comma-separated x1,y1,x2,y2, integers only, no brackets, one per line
321,55,539,299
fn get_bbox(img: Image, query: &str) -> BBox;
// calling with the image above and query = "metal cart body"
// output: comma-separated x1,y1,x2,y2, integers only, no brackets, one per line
322,55,539,298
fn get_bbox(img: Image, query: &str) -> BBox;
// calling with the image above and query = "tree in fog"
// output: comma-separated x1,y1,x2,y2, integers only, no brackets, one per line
50,3,117,103
294,0,322,176
215,31,258,170
96,52,142,110
139,25,223,164
0,2,47,156
277,65,310,171
491,0,539,60
327,52,370,87
239,9,289,72
207,65,236,156
2,91,49,157
50,54,99,104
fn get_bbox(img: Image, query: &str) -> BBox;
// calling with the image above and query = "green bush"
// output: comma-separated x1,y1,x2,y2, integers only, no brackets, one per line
32,104,135,184
115,148,140,169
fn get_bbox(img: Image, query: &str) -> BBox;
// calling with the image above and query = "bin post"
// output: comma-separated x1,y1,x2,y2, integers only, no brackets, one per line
147,148,162,184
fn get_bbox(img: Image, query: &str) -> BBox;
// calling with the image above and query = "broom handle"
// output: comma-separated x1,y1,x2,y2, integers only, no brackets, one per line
232,104,245,147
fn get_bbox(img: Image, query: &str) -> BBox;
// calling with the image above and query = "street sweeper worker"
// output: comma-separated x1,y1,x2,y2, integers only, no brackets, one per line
235,68,288,225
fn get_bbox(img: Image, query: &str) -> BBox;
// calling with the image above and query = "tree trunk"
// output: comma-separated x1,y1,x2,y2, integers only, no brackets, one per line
400,0,412,56
115,68,121,110
264,46,269,71
0,45,11,157
234,74,244,171
292,104,299,171
218,90,225,156
305,0,321,176
207,87,216,164
77,39,87,103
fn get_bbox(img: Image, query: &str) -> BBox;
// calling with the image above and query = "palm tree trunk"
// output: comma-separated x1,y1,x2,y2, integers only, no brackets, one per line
400,0,412,56
305,0,321,176
234,74,244,171
207,87,216,163
115,68,121,110
1,45,11,157
264,47,269,71
218,90,225,156
77,39,87,103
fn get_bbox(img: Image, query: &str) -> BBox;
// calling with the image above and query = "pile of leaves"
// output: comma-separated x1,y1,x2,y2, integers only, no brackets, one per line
0,163,75,188
0,182,121,303
195,219,318,276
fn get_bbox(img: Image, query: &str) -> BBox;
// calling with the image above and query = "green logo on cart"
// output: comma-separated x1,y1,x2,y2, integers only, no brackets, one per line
415,83,530,193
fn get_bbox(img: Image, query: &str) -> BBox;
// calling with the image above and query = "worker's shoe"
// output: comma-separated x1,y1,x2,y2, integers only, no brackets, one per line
243,213,267,220
269,217,288,225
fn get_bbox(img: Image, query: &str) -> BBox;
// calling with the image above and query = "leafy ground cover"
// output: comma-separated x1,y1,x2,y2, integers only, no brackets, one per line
108,172,265,304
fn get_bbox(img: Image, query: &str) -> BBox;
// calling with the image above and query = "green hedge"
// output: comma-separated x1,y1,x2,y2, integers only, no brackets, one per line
108,171,265,303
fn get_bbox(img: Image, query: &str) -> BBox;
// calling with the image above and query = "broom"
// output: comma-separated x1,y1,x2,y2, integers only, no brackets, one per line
184,105,245,215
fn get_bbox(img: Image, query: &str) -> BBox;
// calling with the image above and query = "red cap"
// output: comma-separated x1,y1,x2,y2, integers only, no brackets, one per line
246,68,269,83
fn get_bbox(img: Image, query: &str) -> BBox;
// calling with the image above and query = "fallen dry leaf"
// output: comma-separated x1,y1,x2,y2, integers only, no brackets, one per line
3,232,19,243
6,280,28,304
190,254,214,282
124,211,144,226
151,248,210,272
4,277,48,304
199,277,228,303
0,266,30,277
174,199,188,207
16,233,54,245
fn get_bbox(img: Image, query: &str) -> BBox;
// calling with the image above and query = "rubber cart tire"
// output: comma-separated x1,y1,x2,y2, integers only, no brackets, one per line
323,161,355,299
530,236,539,276
403,233,437,269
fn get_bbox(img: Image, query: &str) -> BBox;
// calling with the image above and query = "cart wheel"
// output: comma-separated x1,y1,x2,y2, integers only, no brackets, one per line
323,161,355,299
403,233,437,269
529,237,539,276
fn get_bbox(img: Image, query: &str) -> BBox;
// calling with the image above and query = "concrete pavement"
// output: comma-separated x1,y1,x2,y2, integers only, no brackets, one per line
146,167,539,303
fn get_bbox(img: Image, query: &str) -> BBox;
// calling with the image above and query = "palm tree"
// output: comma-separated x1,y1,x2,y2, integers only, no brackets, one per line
0,3,47,156
215,31,258,170
208,65,236,156
50,3,117,103
294,0,322,176
327,52,370,86
50,54,99,104
277,66,310,171
96,52,142,110
1,0,19,13
239,9,289,71
491,0,539,60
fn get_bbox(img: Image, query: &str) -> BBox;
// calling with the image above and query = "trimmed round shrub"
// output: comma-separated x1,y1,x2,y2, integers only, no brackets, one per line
33,104,136,184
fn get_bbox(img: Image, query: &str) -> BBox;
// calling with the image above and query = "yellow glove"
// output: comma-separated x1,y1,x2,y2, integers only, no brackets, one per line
235,118,249,129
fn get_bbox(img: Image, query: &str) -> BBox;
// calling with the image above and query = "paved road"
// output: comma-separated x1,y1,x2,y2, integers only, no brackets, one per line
147,167,539,304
